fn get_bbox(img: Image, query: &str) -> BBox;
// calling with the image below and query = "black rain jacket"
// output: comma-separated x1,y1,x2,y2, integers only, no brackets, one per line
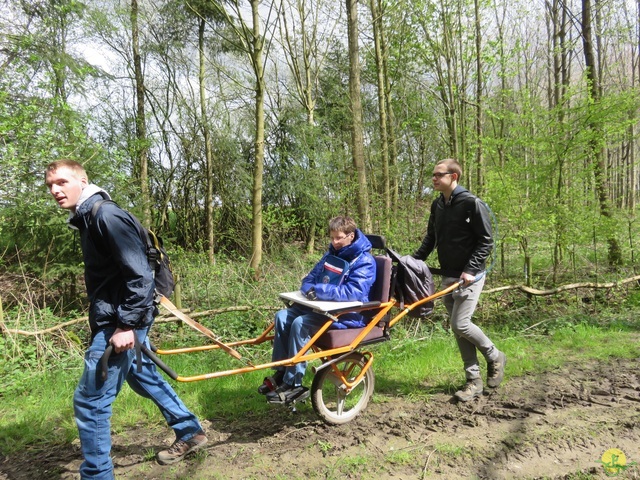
413,186,493,277
69,193,156,337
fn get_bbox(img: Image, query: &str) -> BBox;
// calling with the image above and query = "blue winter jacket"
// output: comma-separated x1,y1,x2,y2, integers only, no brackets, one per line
69,193,156,337
301,229,376,329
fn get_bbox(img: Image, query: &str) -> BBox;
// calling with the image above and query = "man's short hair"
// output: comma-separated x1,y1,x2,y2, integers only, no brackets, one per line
437,158,462,180
45,160,88,182
329,216,357,234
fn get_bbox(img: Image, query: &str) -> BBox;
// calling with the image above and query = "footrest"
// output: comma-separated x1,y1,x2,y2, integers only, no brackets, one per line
267,386,309,405
290,388,310,405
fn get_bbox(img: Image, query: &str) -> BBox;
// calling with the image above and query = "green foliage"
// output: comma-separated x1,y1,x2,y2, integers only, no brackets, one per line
0,306,85,397
1,245,640,460
0,69,117,290
2,1,640,475
623,290,640,310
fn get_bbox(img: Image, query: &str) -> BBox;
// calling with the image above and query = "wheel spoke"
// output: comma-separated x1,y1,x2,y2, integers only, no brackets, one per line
336,393,346,416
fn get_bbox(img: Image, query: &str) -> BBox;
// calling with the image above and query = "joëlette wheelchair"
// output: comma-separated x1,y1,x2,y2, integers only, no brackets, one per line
141,235,463,425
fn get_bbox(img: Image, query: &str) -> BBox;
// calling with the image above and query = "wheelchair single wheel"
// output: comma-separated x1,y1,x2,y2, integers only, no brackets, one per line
311,352,375,425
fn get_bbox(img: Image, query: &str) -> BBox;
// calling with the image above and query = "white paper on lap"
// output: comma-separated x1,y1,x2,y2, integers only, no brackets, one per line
278,291,363,313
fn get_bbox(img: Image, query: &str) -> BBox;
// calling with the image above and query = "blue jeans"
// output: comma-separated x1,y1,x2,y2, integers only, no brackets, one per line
442,275,498,381
272,305,329,386
74,327,202,480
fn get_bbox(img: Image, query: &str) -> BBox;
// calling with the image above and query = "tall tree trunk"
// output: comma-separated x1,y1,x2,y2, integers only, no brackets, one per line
212,0,273,276
631,135,637,212
300,6,318,256
49,0,68,104
630,0,639,210
380,8,398,212
385,83,399,213
131,0,150,227
491,3,507,170
581,0,621,267
249,0,265,278
441,11,458,160
454,4,469,183
473,0,484,195
548,0,569,283
370,0,390,226
199,18,215,265
346,0,370,231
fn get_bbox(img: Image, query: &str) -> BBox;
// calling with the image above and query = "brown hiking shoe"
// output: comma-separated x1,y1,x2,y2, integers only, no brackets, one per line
157,431,208,465
487,351,507,388
454,379,483,402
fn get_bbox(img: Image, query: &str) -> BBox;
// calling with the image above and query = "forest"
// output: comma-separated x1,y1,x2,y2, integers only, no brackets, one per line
2,1,640,478
1,0,639,303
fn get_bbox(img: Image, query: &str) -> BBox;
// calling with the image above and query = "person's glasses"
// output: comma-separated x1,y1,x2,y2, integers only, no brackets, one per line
432,172,454,179
331,232,353,242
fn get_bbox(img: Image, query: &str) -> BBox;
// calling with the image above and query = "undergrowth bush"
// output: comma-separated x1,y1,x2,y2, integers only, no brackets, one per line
2,247,639,398
0,306,84,396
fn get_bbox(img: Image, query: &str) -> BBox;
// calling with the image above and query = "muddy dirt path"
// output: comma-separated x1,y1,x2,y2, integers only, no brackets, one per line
2,357,640,479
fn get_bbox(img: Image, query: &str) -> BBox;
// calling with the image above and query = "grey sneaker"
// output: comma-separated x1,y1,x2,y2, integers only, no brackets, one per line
454,379,483,402
487,351,507,388
157,431,208,465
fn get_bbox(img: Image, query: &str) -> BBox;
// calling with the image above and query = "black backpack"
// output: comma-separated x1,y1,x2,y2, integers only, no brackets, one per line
90,199,175,298
388,249,434,318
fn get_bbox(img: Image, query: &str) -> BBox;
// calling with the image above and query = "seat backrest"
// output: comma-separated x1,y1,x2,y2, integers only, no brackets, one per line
366,234,386,250
369,255,392,303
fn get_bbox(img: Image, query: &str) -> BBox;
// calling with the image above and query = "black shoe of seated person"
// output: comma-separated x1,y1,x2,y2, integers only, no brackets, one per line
266,383,306,404
258,370,284,394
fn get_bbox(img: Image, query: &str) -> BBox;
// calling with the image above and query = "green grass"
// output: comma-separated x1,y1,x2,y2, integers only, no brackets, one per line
385,449,415,465
432,442,469,457
373,319,640,399
2,261,640,460
1,315,639,458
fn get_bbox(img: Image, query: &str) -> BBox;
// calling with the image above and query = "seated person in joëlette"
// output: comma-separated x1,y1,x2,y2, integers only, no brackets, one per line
259,216,377,403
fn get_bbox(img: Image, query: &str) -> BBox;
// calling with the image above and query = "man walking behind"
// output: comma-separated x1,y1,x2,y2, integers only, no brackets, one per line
413,158,506,402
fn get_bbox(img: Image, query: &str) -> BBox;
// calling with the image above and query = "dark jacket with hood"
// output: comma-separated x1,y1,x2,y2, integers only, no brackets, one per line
69,191,156,337
301,229,376,329
413,185,493,277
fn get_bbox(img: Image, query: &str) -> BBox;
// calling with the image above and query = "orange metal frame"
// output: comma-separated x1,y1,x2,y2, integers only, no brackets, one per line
153,281,462,384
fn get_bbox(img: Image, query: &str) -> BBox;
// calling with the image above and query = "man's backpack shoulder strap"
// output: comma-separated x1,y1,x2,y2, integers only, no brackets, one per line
88,198,116,253
90,199,152,251
91,198,115,219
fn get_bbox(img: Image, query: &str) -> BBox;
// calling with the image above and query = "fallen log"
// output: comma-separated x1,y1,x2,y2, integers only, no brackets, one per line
483,275,640,296
2,275,639,337
0,305,279,336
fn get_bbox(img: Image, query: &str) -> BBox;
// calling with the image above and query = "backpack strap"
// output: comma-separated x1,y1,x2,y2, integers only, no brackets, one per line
88,199,114,254
90,199,156,279
90,198,112,218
